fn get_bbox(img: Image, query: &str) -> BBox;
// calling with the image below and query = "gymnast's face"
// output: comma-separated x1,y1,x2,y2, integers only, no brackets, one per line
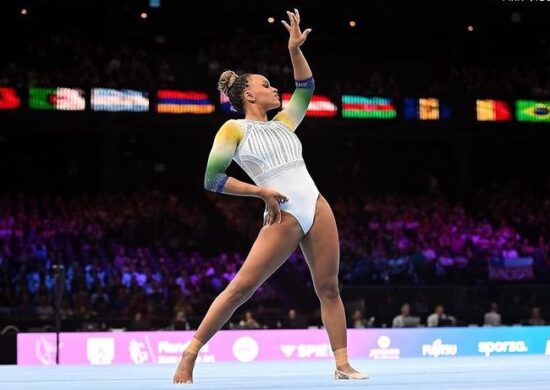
244,74,280,112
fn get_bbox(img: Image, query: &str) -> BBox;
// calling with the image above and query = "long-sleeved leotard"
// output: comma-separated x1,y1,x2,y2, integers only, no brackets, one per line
203,119,244,192
204,77,319,235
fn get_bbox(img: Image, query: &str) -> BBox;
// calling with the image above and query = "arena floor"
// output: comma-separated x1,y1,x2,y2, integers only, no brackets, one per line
1,355,549,389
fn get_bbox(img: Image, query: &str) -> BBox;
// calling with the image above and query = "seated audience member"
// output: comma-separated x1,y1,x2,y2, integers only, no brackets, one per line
238,310,261,329
285,308,308,329
484,302,501,326
427,304,456,327
170,311,191,330
128,312,152,331
392,303,420,328
351,309,368,328
522,306,546,326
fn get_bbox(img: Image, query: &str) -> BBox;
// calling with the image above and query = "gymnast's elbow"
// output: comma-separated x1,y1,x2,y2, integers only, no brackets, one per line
204,173,228,193
296,76,315,92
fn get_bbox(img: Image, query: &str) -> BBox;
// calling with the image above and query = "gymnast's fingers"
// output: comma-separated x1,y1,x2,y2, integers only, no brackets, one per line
291,12,299,30
294,8,300,24
286,11,295,27
281,20,291,33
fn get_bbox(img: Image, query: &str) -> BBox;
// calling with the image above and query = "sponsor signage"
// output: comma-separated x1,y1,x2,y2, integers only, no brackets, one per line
17,327,550,365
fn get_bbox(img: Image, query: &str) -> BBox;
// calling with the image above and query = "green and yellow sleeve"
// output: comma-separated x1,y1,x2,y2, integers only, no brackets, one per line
204,119,243,192
273,77,315,132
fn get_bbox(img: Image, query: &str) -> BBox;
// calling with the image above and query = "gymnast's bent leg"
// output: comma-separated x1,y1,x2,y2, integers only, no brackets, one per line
173,212,304,384
299,195,368,379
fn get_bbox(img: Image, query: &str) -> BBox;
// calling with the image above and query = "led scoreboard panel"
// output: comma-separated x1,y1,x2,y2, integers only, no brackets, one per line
0,86,549,124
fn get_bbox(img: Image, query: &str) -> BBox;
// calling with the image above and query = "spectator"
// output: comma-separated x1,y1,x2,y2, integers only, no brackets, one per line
484,303,501,326
128,312,152,331
522,307,546,326
350,309,368,328
285,309,308,329
427,304,456,327
169,311,191,331
238,311,261,329
392,303,420,328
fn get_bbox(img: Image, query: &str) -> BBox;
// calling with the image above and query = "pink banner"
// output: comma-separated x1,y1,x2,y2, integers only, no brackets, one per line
18,327,549,365
17,333,58,365
18,329,370,365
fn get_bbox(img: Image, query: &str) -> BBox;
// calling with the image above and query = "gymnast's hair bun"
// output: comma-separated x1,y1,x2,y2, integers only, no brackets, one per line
218,70,239,95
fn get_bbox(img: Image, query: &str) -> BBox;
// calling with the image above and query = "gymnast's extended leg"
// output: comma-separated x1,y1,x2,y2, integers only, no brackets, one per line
299,195,367,377
173,211,304,384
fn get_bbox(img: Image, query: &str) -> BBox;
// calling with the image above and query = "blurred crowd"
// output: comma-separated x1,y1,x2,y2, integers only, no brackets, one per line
2,33,550,98
0,178,549,330
1,35,176,90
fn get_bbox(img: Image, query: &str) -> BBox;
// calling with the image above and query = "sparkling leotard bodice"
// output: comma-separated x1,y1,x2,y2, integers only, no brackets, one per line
232,119,305,185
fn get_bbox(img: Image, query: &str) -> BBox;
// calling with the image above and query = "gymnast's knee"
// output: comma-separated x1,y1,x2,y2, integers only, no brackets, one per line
315,281,340,302
224,280,257,305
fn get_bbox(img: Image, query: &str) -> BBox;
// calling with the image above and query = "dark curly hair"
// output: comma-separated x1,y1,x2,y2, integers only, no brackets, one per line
217,70,251,113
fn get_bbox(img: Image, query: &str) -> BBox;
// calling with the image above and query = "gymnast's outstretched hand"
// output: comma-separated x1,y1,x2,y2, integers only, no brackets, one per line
282,8,312,50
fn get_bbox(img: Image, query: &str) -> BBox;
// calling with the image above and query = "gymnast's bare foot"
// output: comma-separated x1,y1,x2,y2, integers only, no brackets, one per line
173,351,197,384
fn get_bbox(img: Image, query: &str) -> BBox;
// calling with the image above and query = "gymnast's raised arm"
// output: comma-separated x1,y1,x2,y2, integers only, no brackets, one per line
273,9,314,132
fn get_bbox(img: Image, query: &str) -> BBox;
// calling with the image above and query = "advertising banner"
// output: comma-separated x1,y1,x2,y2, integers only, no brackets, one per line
17,326,550,366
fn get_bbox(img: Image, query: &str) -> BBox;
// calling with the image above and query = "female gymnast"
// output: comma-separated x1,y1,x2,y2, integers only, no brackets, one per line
173,9,369,384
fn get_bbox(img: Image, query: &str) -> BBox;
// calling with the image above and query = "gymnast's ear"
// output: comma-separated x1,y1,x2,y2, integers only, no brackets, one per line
244,90,256,103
